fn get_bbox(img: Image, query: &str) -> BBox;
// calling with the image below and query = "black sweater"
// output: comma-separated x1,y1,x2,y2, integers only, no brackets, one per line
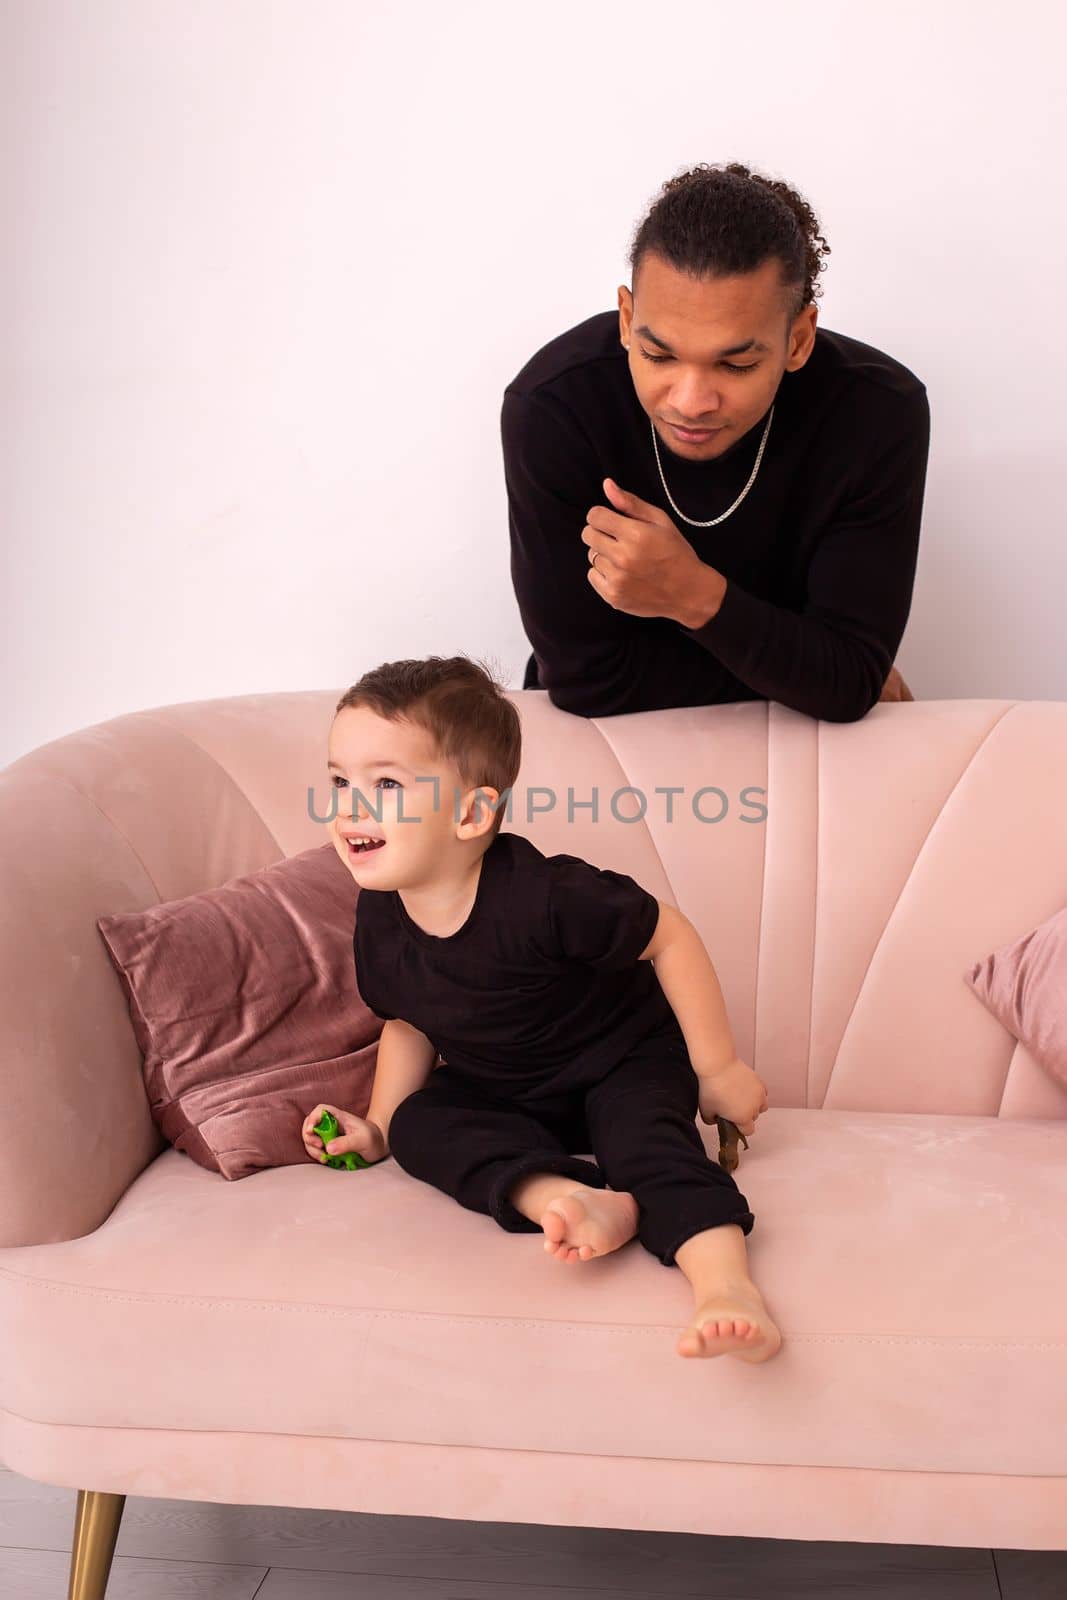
501,311,930,722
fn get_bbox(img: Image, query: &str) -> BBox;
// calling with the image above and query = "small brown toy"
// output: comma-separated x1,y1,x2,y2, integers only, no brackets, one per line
715,1116,749,1174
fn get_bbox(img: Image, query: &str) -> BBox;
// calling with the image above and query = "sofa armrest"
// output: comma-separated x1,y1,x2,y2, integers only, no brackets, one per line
1,690,345,1241
0,760,172,1245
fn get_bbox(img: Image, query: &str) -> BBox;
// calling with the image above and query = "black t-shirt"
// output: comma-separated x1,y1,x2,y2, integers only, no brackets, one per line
353,830,679,1102
501,310,931,723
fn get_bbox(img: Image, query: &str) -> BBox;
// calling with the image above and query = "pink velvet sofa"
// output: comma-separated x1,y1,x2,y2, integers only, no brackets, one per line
2,688,1066,1598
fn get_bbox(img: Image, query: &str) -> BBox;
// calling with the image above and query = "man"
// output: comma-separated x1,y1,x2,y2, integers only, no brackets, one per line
501,163,929,722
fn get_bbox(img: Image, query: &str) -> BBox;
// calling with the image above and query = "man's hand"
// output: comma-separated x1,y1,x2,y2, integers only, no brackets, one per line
694,1056,769,1136
583,478,713,622
878,663,914,703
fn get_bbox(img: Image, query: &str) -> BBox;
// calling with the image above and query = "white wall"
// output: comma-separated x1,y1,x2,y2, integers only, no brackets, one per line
3,0,1065,767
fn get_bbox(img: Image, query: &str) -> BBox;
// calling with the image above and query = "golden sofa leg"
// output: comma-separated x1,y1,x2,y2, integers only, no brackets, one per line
68,1489,126,1600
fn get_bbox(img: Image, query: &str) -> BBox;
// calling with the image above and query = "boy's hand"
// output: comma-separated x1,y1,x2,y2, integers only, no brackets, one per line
301,1104,388,1164
695,1057,768,1136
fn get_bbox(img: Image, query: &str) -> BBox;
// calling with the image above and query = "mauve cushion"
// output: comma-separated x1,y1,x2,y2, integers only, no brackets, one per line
965,904,1067,1088
96,843,389,1180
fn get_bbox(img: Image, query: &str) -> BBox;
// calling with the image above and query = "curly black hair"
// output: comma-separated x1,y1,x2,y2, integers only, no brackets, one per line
627,161,831,325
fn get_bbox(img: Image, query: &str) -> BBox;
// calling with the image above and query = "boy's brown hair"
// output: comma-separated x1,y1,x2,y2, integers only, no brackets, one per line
334,655,522,842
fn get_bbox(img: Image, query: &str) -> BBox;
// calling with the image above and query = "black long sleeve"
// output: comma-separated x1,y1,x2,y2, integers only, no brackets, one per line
504,389,764,716
674,386,931,721
502,311,931,723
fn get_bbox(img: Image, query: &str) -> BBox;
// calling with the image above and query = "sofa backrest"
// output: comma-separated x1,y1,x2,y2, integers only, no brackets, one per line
506,693,1067,1125
1,690,1064,1246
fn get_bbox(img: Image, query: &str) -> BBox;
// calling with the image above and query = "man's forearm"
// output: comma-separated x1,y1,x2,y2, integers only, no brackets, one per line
652,922,738,1077
669,563,727,630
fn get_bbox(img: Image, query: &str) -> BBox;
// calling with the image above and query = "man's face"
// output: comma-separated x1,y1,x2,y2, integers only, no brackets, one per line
327,704,492,886
618,253,817,461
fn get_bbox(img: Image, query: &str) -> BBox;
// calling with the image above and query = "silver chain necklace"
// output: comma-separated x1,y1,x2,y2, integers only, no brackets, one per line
650,403,774,528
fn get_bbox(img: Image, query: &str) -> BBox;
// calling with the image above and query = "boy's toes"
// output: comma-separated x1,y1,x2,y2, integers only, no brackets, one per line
542,1208,568,1246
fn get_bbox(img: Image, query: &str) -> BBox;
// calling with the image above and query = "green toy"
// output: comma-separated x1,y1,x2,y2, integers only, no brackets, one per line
313,1109,372,1170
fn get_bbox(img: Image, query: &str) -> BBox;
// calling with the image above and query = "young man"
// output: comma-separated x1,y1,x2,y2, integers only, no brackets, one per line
501,163,929,722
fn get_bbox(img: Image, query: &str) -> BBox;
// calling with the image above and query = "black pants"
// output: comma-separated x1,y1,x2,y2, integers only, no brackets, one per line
387,1030,756,1267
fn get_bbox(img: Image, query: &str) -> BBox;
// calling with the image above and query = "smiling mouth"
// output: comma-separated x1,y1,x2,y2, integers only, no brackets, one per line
345,837,386,855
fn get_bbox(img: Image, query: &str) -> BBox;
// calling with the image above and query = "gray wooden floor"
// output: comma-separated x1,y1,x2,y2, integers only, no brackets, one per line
2,1465,1064,1598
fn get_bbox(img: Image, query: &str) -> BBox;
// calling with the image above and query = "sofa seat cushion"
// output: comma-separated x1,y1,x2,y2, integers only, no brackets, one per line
2,1108,1065,1477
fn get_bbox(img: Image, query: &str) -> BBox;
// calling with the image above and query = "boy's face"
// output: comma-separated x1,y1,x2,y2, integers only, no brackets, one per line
326,704,497,886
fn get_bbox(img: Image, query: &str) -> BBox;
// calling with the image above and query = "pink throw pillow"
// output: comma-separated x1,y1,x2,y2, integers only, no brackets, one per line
965,904,1067,1088
97,844,390,1180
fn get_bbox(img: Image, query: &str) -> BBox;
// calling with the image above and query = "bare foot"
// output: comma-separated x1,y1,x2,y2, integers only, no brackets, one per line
541,1185,639,1263
677,1281,783,1363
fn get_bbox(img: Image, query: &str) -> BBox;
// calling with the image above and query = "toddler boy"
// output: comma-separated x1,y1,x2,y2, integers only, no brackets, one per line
303,655,780,1363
